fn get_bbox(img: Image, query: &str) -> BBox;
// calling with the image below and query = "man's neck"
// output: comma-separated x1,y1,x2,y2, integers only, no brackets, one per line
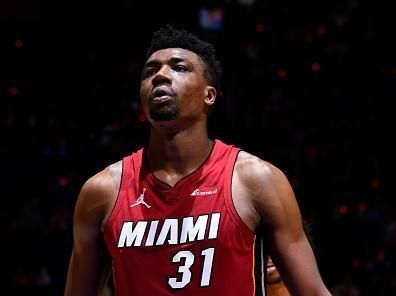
146,123,213,186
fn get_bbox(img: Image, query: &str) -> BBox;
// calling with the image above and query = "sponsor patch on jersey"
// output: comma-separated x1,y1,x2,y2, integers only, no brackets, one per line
190,187,218,196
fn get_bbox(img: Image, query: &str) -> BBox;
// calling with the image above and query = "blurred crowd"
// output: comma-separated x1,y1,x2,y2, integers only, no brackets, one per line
1,0,396,295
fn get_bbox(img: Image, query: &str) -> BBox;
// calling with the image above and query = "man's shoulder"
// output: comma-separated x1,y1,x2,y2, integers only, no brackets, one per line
235,151,290,193
80,160,123,199
236,151,282,179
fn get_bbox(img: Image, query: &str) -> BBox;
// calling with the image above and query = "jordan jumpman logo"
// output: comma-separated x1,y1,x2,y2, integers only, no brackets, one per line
130,188,151,208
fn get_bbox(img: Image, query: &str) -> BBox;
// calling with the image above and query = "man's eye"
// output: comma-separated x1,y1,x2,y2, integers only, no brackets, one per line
144,68,156,77
174,65,187,72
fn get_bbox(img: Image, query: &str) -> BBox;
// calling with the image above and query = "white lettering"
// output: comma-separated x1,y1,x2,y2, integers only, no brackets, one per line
156,219,178,245
117,221,148,247
180,215,209,243
117,213,221,248
191,188,218,196
208,213,220,239
145,220,159,246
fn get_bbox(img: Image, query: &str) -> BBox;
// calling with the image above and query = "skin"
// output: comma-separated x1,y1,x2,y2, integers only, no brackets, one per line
64,47,331,296
267,257,291,296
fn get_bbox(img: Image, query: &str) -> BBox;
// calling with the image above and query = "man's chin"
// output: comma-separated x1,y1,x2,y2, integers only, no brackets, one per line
266,269,282,285
266,275,283,285
150,109,178,121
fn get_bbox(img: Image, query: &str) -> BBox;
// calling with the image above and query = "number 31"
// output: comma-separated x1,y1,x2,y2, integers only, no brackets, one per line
168,247,215,289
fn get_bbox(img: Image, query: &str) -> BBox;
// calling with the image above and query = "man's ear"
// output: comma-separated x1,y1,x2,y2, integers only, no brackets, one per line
205,86,217,106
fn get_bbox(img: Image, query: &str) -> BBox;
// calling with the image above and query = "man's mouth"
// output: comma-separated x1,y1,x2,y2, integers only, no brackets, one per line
267,265,276,272
151,87,175,103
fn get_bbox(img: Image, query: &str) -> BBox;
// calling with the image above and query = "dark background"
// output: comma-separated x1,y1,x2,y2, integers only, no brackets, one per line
1,0,396,295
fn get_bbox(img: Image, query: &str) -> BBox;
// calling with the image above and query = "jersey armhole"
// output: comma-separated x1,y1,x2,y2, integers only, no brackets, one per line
103,157,126,233
223,148,256,237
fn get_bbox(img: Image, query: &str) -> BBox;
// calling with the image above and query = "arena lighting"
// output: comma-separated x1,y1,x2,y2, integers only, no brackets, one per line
335,16,346,27
339,205,348,215
312,62,320,72
305,32,313,43
256,23,265,32
316,26,326,36
358,203,368,212
376,251,385,261
198,7,224,31
277,69,287,79
9,86,19,96
15,39,24,48
59,178,70,186
370,178,380,189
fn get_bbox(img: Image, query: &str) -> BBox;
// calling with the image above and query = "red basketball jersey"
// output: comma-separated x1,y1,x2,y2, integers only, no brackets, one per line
104,139,257,295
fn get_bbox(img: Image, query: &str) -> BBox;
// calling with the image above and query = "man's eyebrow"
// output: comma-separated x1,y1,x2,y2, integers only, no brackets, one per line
144,56,190,67
169,57,189,63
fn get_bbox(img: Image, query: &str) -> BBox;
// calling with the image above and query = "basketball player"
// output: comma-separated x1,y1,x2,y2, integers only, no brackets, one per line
64,25,331,295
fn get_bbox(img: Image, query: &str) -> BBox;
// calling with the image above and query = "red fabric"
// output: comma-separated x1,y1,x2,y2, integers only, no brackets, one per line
104,139,256,296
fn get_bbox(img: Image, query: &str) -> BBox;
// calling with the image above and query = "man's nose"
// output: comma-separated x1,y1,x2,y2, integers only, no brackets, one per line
152,66,171,86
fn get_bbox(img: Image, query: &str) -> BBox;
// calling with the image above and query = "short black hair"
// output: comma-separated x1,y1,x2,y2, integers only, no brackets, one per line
144,24,222,94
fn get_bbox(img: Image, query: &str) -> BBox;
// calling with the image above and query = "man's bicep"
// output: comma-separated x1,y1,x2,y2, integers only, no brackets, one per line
65,178,111,296
254,165,330,295
254,165,305,240
73,180,105,250
256,167,310,264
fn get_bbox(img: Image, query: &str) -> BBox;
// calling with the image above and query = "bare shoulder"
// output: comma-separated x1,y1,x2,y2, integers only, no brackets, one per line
235,151,291,196
74,160,122,227
80,160,122,200
234,151,298,228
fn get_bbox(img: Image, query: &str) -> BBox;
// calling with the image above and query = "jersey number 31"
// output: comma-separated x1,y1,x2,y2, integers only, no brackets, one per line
168,247,215,289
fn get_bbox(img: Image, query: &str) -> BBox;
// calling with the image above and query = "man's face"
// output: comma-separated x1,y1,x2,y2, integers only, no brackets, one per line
140,48,215,124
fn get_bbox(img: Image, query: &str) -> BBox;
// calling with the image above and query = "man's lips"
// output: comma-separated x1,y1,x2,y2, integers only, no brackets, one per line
151,95,173,104
267,265,277,273
150,87,175,103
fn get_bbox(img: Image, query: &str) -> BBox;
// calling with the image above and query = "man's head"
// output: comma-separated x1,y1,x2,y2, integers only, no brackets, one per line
144,25,222,93
140,25,221,124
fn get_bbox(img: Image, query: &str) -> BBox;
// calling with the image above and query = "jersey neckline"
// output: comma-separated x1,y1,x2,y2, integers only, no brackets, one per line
142,139,219,190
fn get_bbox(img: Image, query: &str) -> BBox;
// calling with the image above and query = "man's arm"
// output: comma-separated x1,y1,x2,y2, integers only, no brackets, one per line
235,153,331,296
64,165,120,296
